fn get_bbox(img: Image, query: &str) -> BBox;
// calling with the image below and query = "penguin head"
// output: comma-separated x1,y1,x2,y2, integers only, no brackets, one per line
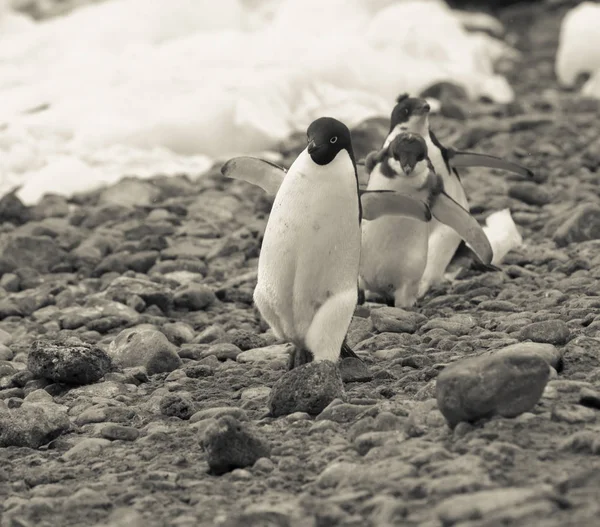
388,132,428,176
306,117,355,166
390,93,431,133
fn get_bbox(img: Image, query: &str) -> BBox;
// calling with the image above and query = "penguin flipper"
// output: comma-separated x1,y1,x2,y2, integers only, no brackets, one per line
220,156,286,196
447,149,534,179
429,192,494,266
451,241,502,272
359,190,432,222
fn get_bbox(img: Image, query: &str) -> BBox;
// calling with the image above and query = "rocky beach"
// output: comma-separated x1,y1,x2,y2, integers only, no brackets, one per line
1,1,600,526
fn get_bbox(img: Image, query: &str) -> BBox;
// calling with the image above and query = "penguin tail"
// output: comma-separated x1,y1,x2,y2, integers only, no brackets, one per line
341,340,360,360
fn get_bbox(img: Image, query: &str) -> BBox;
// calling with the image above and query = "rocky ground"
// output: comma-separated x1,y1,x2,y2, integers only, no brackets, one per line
2,2,600,526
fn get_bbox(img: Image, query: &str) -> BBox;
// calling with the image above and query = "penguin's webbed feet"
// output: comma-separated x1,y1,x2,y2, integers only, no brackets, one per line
288,346,314,370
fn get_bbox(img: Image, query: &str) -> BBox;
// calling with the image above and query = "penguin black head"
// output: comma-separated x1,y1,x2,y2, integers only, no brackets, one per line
306,117,355,166
390,93,431,132
388,132,428,176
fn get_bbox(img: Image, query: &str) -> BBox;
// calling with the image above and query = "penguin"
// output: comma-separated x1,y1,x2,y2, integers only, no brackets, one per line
362,93,525,298
360,131,494,308
221,117,433,368
372,93,535,179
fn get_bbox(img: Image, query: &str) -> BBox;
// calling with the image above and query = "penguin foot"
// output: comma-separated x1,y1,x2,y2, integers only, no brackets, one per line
288,347,314,370
340,340,360,360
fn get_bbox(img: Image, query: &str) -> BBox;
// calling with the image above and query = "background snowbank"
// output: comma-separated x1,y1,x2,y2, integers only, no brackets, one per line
0,0,515,204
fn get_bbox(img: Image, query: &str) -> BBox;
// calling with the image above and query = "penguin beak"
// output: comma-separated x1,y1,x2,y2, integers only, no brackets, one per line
307,140,321,154
398,152,417,176
416,101,431,115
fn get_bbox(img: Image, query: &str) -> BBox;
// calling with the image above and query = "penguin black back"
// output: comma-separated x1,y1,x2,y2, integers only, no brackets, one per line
307,117,356,167
389,93,431,131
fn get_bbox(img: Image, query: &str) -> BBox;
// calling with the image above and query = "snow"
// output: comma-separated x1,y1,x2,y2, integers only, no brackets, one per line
555,2,600,94
0,0,515,204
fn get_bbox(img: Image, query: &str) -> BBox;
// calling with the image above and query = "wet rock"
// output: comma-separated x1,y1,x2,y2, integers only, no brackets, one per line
436,353,550,428
554,204,600,247
339,357,373,383
159,392,196,420
173,284,216,311
0,402,70,448
370,307,426,334
268,361,345,417
108,326,182,375
508,182,551,206
202,416,270,475
27,340,112,385
519,320,571,345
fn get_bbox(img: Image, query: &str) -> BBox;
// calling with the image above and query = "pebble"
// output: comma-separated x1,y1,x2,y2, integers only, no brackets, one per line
173,284,216,310
108,325,182,375
579,387,600,409
206,343,243,361
27,340,112,385
508,182,552,206
159,392,196,420
435,486,560,525
554,204,600,247
519,320,571,345
370,307,426,333
202,416,270,475
236,344,292,364
99,423,140,441
551,404,597,424
436,353,550,427
339,357,373,383
190,406,247,423
268,361,345,417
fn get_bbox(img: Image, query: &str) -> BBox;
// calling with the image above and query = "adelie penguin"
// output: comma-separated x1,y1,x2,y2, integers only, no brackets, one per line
221,117,433,369
362,93,531,299
360,131,494,308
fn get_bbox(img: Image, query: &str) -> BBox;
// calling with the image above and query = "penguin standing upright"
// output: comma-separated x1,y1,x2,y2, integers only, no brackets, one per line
364,94,531,298
222,117,432,367
360,131,493,307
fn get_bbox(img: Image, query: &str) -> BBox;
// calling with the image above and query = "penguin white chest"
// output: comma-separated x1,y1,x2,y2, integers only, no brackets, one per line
255,149,360,344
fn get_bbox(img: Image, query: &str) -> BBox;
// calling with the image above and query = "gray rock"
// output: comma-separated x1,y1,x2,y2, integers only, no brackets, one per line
317,402,371,423
108,325,182,375
99,423,140,441
268,361,345,417
493,342,563,370
436,353,550,428
104,276,173,313
202,415,270,475
554,204,600,247
0,235,68,273
0,402,70,448
370,307,426,334
161,322,195,345
220,511,292,527
159,392,196,420
580,387,600,409
340,357,373,383
237,344,292,364
508,182,551,206
190,407,248,423
519,320,570,345
551,403,597,424
173,284,216,310
27,340,112,385
206,343,243,361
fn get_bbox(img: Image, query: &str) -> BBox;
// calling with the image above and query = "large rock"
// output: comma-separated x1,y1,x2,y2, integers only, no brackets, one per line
201,416,270,475
108,325,182,375
0,402,70,448
0,235,68,273
554,204,600,247
268,361,345,417
436,353,550,428
28,340,112,385
103,276,173,313
519,320,571,345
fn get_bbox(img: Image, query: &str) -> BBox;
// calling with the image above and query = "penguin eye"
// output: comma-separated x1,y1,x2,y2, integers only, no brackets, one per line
330,136,338,144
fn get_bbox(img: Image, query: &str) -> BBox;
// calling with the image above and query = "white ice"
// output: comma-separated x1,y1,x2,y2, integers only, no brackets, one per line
0,0,515,204
556,2,600,96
